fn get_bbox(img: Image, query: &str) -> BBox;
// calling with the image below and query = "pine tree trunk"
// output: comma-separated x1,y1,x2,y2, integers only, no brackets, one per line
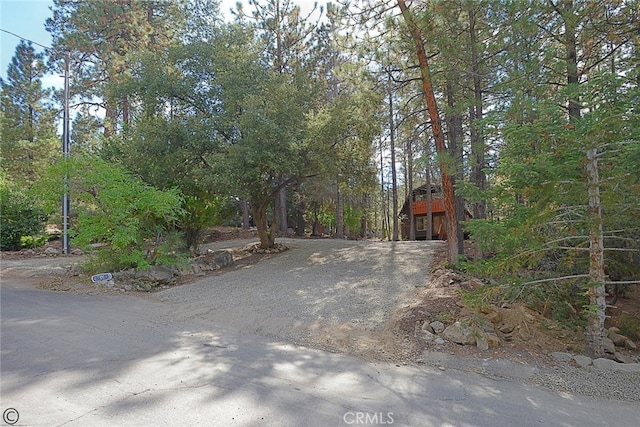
586,147,607,358
407,137,415,241
398,0,459,262
468,7,486,220
424,131,433,240
388,72,399,241
241,199,250,230
296,199,305,236
555,0,606,357
445,79,465,255
563,1,581,120
335,180,344,238
104,101,117,138
278,185,288,233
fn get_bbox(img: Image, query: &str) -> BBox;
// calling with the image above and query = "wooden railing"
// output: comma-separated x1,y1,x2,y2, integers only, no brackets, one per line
412,199,445,215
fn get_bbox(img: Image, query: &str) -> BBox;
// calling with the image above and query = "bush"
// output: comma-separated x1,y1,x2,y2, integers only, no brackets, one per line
0,177,47,251
35,155,186,271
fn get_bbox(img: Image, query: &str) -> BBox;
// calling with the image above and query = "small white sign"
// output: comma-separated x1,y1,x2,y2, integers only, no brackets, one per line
91,273,113,283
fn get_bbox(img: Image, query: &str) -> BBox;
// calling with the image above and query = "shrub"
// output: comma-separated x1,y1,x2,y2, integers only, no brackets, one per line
0,176,47,251
35,155,185,271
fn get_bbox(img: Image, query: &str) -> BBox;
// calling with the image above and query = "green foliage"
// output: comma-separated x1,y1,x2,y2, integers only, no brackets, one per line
434,311,453,325
464,71,640,285
179,194,236,251
1,40,59,185
151,230,190,271
82,248,148,274
0,175,47,251
20,235,48,249
458,286,499,312
35,155,185,270
343,206,363,234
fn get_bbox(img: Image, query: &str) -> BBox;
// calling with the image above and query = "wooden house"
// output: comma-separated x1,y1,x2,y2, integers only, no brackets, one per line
400,184,471,240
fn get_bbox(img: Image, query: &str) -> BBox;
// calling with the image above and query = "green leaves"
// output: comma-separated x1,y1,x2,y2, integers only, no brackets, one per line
0,174,47,251
35,155,184,269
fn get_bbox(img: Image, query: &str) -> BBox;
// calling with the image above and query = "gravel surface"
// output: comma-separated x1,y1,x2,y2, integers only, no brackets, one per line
528,365,640,402
152,238,436,351
417,351,640,403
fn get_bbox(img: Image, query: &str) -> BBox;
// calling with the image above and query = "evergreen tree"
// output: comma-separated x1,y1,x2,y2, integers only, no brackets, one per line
0,40,58,184
46,0,184,137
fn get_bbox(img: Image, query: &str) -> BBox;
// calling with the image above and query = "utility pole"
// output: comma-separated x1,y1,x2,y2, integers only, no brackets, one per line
62,51,70,254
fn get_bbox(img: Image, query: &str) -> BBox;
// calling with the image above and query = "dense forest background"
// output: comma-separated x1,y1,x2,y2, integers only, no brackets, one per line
1,0,639,356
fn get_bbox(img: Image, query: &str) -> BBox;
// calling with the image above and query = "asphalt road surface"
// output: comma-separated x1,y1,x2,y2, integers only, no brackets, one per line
1,239,638,426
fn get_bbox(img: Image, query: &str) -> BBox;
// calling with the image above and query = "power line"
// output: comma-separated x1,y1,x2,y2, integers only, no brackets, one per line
0,28,51,49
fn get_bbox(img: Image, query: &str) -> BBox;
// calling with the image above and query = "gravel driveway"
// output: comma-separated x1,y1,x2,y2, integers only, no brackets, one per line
151,238,440,357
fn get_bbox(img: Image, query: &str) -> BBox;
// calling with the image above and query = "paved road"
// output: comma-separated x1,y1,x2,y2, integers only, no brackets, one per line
1,240,638,426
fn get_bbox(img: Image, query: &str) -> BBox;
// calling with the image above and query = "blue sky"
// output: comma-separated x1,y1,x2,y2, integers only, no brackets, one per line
1,0,54,81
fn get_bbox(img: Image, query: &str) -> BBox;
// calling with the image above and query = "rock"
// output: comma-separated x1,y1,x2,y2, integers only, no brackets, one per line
499,323,515,334
434,337,446,345
461,278,484,290
430,321,445,334
476,334,489,351
482,322,495,333
517,327,532,341
244,242,288,254
135,281,154,292
422,323,434,334
423,330,436,341
608,331,630,347
614,352,634,364
124,285,132,292
135,265,175,285
603,337,616,354
592,358,640,372
70,248,84,255
608,332,637,350
432,270,461,288
572,355,593,368
486,310,503,324
485,333,501,348
191,249,234,274
68,264,84,276
44,246,60,255
592,357,618,370
551,352,573,363
608,326,620,334
443,321,477,345
209,250,234,268
113,269,136,283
